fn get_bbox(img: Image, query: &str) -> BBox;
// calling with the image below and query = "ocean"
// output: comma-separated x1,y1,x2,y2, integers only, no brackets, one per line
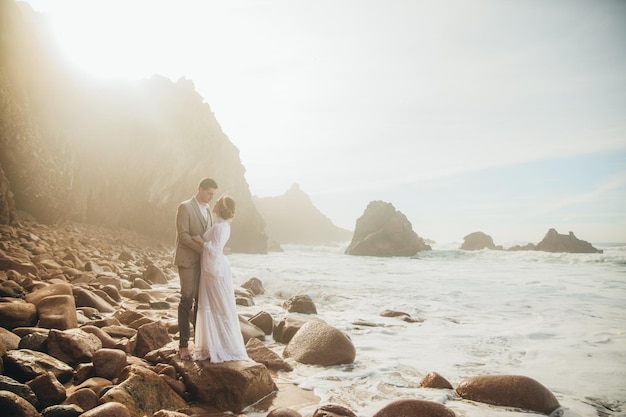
220,242,625,417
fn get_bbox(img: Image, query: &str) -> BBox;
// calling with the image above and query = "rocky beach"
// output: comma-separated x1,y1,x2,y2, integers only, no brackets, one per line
0,220,573,417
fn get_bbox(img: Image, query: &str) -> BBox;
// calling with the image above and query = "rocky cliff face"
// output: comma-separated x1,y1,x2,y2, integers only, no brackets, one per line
0,0,267,252
253,184,352,245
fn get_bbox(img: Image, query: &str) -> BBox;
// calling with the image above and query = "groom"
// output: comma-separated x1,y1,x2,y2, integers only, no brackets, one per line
174,177,217,360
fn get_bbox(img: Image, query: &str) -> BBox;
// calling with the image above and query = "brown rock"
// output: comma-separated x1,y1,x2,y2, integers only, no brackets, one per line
80,402,132,417
134,321,172,357
132,278,152,289
283,294,317,314
100,365,187,417
80,324,119,348
37,294,78,330
93,348,128,380
268,408,302,417
143,264,168,284
460,231,498,251
248,310,274,335
273,316,308,344
372,399,455,417
73,362,95,385
419,371,453,389
283,320,355,366
64,387,99,412
26,371,67,408
239,315,266,343
0,390,40,417
535,228,602,253
152,411,190,417
312,404,357,417
24,282,73,306
46,328,102,366
241,277,265,295
456,374,560,415
4,348,74,383
174,358,277,413
0,326,21,349
245,338,293,372
0,299,37,329
73,377,113,397
73,286,115,313
345,200,431,257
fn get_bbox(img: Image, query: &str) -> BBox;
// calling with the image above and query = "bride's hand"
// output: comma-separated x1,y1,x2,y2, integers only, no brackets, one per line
192,235,203,244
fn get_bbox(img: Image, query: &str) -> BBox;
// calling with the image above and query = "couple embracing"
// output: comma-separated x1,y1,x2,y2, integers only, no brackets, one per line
173,177,249,363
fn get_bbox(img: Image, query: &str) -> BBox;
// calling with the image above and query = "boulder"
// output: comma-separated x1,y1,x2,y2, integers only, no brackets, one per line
80,402,132,417
241,277,265,295
0,375,40,410
92,348,128,380
24,283,73,306
248,310,274,335
0,390,40,417
3,349,74,383
283,319,355,366
37,295,78,330
372,399,455,417
0,299,37,329
26,371,67,408
134,321,172,358
174,358,277,413
460,231,500,250
283,294,317,314
245,338,293,372
312,404,357,417
419,371,453,389
273,316,308,344
456,374,560,415
99,365,186,417
63,387,99,411
46,328,102,366
535,228,602,253
345,200,431,257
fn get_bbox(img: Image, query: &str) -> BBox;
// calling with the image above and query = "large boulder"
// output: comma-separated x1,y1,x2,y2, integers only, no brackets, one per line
283,319,355,366
345,201,431,257
460,231,501,250
372,399,455,417
173,358,277,413
99,365,187,417
456,374,560,415
534,228,602,253
3,349,74,383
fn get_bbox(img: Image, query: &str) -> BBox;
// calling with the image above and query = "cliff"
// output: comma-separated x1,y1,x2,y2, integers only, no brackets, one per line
0,0,267,252
253,184,352,245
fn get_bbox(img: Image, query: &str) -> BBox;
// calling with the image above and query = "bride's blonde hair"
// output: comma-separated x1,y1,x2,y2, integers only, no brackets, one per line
215,196,236,220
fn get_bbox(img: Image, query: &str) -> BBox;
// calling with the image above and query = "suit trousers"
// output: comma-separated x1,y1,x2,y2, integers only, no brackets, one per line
177,263,201,348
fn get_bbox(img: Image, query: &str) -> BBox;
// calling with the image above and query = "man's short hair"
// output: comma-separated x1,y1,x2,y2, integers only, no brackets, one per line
199,178,218,189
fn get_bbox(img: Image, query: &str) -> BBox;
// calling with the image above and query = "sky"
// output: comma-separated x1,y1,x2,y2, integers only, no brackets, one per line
21,0,626,244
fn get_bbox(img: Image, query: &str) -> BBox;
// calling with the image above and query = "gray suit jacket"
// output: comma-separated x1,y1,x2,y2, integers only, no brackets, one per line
173,197,213,268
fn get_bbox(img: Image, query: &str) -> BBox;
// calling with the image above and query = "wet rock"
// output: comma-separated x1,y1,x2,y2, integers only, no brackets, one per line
456,374,560,415
143,264,168,284
0,326,21,349
419,371,453,389
0,299,37,329
79,325,118,348
0,375,40,409
63,387,99,411
372,399,455,417
80,402,132,417
273,316,308,344
26,371,67,408
100,365,186,417
0,389,40,417
283,319,356,366
283,294,317,314
24,283,73,306
312,404,357,417
38,295,78,330
72,287,115,313
245,338,293,372
174,358,277,413
41,403,84,417
268,408,302,417
241,277,265,295
46,328,102,366
248,311,274,335
92,348,128,380
4,348,74,383
72,363,95,385
132,278,152,289
239,315,265,343
134,321,172,357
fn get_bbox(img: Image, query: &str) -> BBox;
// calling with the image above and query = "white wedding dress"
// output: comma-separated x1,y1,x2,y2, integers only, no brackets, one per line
193,219,249,363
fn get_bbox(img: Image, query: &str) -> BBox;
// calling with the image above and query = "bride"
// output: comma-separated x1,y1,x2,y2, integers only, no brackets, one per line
192,196,249,363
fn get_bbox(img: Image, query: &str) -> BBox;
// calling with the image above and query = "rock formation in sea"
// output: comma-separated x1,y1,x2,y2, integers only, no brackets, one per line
0,0,267,253
253,184,352,245
345,200,431,257
534,228,603,254
460,231,502,251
